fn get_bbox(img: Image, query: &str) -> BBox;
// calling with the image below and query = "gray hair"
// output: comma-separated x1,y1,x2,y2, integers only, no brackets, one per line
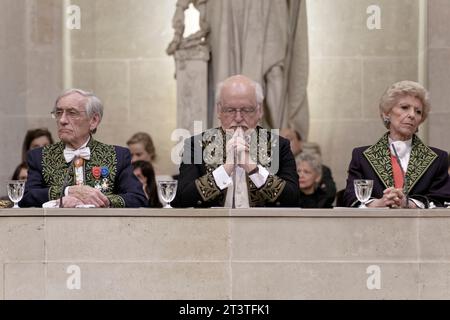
297,152,322,178
379,80,430,129
302,142,322,157
54,88,104,121
215,77,264,107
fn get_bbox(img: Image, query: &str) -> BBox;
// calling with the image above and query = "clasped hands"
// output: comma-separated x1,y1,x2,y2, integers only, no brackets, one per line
58,185,110,208
368,187,415,208
223,127,257,176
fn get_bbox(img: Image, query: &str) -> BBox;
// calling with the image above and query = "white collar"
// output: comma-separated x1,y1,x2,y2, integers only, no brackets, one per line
388,137,412,158
388,137,412,172
388,136,412,146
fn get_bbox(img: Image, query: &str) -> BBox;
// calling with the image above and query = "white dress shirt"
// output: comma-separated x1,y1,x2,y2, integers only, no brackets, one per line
388,137,424,208
389,137,412,173
212,164,269,208
64,137,91,196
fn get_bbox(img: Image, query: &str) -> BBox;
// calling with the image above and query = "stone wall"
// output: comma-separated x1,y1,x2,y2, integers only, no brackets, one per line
1,0,449,198
2,208,450,299
68,0,178,176
0,0,62,193
307,0,422,191
428,0,450,153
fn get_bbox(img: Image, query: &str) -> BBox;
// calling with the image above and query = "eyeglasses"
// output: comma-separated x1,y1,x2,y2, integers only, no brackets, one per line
221,107,257,116
50,108,87,120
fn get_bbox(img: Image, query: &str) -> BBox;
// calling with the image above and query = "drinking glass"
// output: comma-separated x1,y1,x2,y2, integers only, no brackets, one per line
354,179,373,208
7,180,26,208
157,180,178,208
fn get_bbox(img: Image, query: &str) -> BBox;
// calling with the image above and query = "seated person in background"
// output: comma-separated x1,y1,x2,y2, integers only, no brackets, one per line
14,128,53,184
11,162,28,180
127,132,174,181
448,154,450,176
172,74,299,208
297,152,335,208
132,160,162,208
127,132,156,164
343,80,450,208
21,128,54,162
19,89,148,208
280,128,336,205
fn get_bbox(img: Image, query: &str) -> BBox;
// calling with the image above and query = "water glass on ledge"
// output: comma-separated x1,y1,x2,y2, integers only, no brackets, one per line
157,180,178,208
354,179,373,208
6,180,26,209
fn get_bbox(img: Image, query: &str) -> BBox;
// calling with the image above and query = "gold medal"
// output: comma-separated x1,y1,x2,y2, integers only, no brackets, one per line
74,157,85,185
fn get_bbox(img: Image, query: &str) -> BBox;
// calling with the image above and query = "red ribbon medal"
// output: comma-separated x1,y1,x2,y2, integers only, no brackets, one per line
92,166,101,180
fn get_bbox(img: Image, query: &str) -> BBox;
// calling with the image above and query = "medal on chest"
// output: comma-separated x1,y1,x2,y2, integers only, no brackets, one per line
100,166,110,193
92,166,110,193
74,157,85,185
92,166,102,190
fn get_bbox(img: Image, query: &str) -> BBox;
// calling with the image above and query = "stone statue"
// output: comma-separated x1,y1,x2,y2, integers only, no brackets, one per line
166,0,309,140
206,0,309,139
166,0,210,133
166,0,210,55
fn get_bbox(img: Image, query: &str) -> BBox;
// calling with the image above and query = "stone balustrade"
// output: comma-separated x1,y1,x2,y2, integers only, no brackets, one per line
1,207,450,299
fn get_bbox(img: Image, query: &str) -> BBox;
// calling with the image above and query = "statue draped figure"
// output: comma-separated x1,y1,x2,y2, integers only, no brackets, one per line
167,0,309,139
166,0,209,55
206,0,309,138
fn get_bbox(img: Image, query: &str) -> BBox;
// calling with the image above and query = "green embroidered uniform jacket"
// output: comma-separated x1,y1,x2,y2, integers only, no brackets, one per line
343,133,450,207
172,127,300,207
19,139,148,208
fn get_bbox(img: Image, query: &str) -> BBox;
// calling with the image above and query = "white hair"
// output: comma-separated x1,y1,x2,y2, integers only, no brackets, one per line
297,152,323,177
379,80,430,129
215,78,264,106
54,88,104,121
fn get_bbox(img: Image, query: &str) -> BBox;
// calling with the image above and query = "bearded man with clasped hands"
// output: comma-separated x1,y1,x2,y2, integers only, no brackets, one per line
19,89,147,208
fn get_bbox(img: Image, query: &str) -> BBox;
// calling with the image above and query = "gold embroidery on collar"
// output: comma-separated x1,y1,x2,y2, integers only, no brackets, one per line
363,133,437,192
42,140,123,206
193,128,283,206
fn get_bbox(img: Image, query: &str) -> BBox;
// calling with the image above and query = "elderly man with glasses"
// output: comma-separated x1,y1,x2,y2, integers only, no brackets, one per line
172,75,299,208
19,89,148,208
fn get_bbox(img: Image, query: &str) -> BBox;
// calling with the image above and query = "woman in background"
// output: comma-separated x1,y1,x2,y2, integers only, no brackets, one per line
297,152,334,208
127,132,156,164
132,160,162,208
14,128,53,184
22,128,54,162
11,162,28,180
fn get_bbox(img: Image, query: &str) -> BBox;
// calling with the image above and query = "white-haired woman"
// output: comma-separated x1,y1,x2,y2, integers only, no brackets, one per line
343,80,450,208
297,152,334,208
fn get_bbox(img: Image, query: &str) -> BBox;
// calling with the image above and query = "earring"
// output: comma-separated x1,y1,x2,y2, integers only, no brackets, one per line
383,117,390,128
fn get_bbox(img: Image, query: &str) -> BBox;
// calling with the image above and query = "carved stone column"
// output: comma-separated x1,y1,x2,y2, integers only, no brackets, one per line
174,45,209,132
